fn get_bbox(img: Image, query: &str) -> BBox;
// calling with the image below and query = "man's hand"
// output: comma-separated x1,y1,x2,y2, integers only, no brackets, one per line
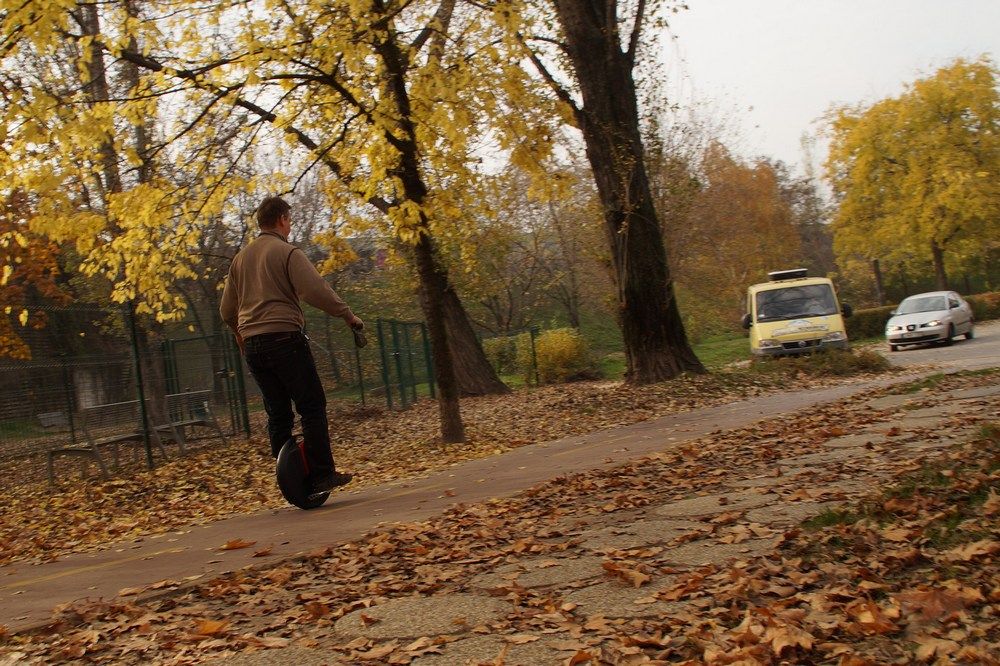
235,332,246,355
347,315,364,331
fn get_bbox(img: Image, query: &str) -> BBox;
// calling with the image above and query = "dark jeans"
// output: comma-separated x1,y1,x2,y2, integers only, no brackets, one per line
244,331,334,480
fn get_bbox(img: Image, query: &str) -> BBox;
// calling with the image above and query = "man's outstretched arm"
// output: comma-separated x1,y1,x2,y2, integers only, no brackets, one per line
287,249,363,329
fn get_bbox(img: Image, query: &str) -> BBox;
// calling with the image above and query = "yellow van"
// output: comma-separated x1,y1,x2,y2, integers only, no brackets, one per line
741,269,853,356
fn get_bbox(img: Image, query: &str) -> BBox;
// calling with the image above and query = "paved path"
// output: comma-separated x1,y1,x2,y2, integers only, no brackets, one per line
0,368,958,633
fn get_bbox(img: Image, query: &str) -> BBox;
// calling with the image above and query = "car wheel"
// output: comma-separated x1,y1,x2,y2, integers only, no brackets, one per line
943,324,955,346
965,325,974,340
889,344,898,352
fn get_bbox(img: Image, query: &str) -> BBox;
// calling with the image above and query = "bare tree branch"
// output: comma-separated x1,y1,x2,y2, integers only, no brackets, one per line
516,33,582,127
626,0,646,64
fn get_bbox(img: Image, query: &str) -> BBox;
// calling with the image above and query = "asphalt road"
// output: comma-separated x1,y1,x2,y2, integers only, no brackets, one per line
878,319,1000,372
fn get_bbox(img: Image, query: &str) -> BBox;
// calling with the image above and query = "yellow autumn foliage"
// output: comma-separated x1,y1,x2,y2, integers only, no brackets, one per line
826,57,1000,284
0,0,566,321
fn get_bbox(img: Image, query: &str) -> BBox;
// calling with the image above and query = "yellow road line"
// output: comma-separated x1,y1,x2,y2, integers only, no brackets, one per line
2,547,187,590
342,482,448,509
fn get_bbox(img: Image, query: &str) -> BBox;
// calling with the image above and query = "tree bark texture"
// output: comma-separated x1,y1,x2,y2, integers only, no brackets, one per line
439,287,511,395
399,240,509,395
550,0,704,383
930,240,948,291
412,233,466,442
871,259,885,305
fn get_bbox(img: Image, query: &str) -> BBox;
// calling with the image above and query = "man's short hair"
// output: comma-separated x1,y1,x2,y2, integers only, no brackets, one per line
257,196,291,229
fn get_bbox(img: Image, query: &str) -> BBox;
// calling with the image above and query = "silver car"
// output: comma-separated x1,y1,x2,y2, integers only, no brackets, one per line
885,291,975,351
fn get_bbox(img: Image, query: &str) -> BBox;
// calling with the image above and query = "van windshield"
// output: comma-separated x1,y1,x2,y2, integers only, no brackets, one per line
755,284,838,322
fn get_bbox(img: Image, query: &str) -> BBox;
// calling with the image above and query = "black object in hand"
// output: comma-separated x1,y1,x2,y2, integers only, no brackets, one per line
351,322,367,348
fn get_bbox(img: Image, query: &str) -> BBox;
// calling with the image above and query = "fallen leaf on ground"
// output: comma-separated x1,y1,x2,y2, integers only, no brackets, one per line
915,637,959,661
601,561,651,587
505,634,539,644
356,641,398,660
218,539,256,551
943,539,998,562
192,619,228,636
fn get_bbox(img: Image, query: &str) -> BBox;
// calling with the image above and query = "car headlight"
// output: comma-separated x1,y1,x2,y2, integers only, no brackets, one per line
822,331,846,342
887,325,903,332
758,339,781,349
921,320,941,328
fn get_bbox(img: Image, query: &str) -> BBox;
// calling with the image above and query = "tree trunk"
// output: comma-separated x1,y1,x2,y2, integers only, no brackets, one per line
413,233,465,442
439,287,511,395
405,256,509,395
930,240,948,291
376,25,465,442
872,259,885,305
550,1,704,383
79,3,121,197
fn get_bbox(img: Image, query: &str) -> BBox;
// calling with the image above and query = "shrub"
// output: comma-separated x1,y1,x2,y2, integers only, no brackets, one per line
845,305,896,340
481,334,523,376
968,291,1000,321
751,348,890,378
520,328,598,384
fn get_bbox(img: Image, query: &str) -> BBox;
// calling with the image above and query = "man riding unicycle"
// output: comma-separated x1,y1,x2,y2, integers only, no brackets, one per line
220,196,360,497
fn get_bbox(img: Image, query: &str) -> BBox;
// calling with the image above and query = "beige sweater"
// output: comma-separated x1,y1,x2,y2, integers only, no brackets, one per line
220,232,354,338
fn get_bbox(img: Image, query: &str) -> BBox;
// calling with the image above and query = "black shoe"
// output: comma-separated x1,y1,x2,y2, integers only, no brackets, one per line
310,471,354,495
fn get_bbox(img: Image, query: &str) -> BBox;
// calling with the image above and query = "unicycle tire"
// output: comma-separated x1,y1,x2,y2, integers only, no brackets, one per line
276,439,329,510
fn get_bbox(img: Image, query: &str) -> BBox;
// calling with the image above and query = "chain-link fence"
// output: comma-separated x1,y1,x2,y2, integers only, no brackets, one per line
0,303,245,484
0,302,435,485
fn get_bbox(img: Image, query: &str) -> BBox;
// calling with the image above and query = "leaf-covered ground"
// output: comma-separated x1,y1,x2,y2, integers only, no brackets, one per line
1,369,996,664
0,356,895,567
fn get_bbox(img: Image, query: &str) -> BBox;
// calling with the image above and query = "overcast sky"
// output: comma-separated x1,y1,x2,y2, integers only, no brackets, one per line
657,0,1000,175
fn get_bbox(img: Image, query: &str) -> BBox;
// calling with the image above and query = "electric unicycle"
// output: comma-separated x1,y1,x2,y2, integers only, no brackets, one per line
276,437,329,509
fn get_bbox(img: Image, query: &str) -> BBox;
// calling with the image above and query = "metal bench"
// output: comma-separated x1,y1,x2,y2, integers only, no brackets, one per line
154,390,227,454
37,411,69,430
46,400,167,484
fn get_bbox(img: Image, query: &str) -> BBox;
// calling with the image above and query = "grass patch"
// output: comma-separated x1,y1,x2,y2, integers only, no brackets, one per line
892,372,949,394
693,334,750,368
577,312,625,357
978,422,1000,443
889,367,998,395
802,508,860,529
0,418,49,439
794,420,999,563
885,462,954,499
579,333,755,380
598,352,626,380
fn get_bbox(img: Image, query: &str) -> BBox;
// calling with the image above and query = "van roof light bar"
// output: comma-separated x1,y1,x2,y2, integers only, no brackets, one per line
768,268,809,281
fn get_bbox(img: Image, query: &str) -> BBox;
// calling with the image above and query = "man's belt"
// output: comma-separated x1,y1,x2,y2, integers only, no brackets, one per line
245,331,302,343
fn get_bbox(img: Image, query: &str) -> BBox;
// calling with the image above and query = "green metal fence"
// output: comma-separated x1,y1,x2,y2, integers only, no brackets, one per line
0,303,447,485
375,319,435,410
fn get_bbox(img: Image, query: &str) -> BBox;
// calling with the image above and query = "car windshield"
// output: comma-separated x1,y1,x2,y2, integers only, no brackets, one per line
755,284,838,322
896,296,946,314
